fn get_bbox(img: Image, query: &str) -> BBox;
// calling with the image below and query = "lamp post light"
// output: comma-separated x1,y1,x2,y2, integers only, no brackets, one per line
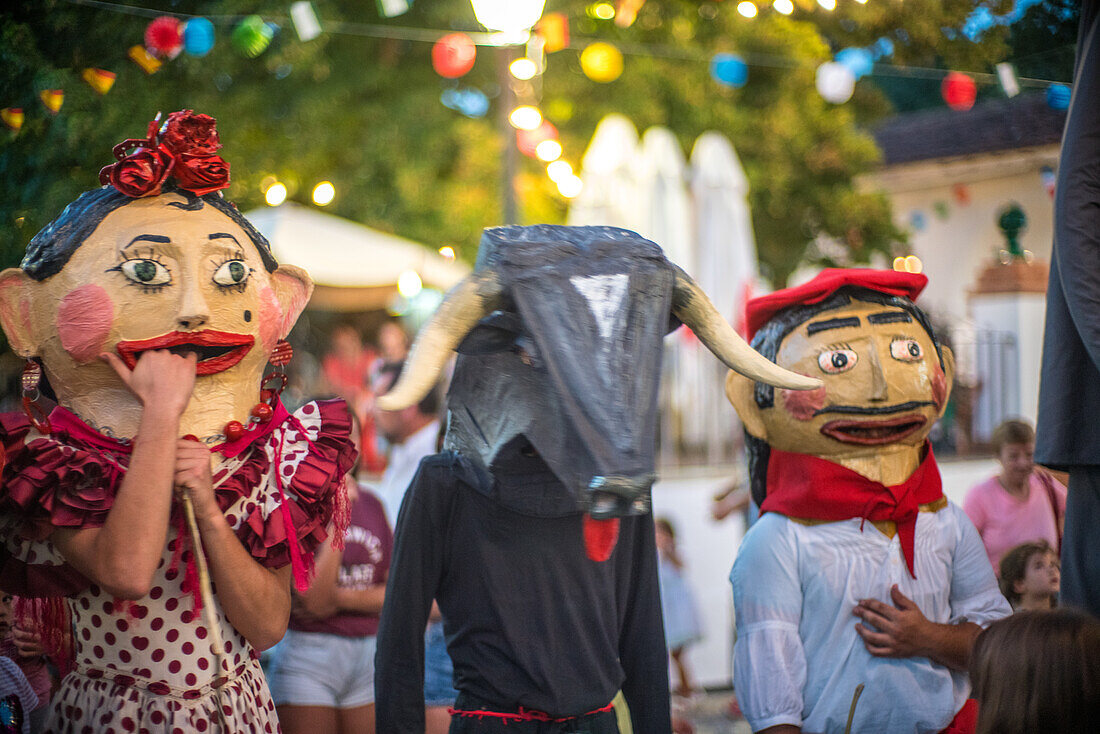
470,0,545,224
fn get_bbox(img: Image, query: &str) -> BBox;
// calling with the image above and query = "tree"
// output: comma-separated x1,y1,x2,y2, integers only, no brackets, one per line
0,1,1040,286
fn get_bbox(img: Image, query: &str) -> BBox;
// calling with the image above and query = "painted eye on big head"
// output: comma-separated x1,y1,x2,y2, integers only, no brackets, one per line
120,259,171,286
890,338,924,362
212,260,251,287
818,348,858,374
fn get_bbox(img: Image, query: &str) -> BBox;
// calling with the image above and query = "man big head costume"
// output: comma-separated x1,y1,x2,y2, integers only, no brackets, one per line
726,269,1010,734
0,111,355,730
374,225,818,733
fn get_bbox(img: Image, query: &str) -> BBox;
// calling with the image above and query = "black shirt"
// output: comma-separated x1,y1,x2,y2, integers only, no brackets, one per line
375,451,671,733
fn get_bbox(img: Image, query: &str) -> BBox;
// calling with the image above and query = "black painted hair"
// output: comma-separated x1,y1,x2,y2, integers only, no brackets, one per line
745,286,944,506
22,184,278,280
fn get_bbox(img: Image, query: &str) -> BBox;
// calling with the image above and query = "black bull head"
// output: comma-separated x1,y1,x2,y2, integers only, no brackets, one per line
378,225,817,519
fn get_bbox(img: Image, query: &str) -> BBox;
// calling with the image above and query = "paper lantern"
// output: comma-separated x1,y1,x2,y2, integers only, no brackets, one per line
1046,83,1071,111
835,48,873,80
39,89,64,114
710,54,748,88
581,42,623,83
815,62,855,104
517,120,558,158
941,72,976,111
232,16,274,58
1,108,24,132
81,68,116,95
128,45,163,75
536,12,570,53
440,87,490,118
183,18,216,57
145,16,183,59
432,33,477,78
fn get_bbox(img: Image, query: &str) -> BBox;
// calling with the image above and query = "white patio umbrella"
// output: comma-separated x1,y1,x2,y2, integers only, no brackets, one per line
568,114,642,230
245,203,470,311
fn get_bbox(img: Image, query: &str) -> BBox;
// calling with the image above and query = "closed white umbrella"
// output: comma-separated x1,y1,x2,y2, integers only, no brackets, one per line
568,114,641,230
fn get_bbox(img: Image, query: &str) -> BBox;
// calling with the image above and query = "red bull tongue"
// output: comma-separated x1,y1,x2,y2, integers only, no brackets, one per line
583,515,620,562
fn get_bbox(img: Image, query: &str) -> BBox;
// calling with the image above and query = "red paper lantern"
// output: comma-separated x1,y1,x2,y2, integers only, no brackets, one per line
941,72,976,111
432,33,476,79
145,16,184,59
517,121,558,158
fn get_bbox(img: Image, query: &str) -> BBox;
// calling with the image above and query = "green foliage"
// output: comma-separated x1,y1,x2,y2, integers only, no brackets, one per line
0,0,1046,287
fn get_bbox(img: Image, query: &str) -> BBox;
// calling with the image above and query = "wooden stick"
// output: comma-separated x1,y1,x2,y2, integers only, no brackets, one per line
844,683,865,734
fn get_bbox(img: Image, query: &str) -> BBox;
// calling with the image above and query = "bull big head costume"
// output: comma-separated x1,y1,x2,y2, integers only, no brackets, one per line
726,269,1009,734
0,112,355,730
374,225,818,733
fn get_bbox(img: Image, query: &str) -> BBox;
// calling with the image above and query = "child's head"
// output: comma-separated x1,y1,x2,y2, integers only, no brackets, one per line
999,540,1059,608
991,419,1035,484
970,609,1100,734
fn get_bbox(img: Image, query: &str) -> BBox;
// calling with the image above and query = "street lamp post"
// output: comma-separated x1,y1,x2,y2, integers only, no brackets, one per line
469,0,545,224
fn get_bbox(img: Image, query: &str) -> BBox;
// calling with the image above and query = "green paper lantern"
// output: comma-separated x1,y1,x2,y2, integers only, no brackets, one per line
232,16,274,58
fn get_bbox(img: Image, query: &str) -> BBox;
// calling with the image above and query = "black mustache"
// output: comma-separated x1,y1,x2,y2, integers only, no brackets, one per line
813,401,935,417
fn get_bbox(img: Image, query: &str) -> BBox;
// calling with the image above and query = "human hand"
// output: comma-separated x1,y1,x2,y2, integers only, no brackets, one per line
101,349,197,418
853,584,931,659
174,437,217,521
12,627,44,658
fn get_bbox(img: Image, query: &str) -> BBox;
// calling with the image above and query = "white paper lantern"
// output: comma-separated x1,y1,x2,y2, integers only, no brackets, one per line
816,61,855,104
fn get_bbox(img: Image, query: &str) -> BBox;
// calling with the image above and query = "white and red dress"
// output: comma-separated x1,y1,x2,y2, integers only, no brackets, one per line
0,400,356,733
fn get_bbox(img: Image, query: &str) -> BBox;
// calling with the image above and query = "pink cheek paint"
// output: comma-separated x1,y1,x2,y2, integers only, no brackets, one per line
781,383,827,421
257,286,284,351
56,285,114,362
932,364,947,411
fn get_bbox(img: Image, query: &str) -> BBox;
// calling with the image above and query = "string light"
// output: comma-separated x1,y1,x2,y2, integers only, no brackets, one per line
557,174,583,198
509,105,543,130
737,2,758,19
397,269,423,297
438,246,456,259
509,57,538,80
773,0,794,15
535,139,562,162
591,3,615,20
264,182,287,206
547,159,573,183
818,0,837,10
312,181,335,205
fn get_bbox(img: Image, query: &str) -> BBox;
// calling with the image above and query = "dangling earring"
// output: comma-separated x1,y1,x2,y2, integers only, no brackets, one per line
21,360,51,435
222,340,292,442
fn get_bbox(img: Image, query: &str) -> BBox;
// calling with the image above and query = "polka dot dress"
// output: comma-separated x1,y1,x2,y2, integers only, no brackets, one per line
45,529,279,733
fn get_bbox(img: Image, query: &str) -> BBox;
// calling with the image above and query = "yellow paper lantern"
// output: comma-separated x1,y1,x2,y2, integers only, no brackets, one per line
580,42,623,83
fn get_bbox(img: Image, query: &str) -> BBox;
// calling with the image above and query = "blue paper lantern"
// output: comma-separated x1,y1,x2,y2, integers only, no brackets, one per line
835,48,874,80
182,18,215,57
710,54,748,89
1046,84,1071,111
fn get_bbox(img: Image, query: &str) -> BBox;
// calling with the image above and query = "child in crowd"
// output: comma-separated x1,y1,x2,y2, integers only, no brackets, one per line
969,609,1100,734
654,518,702,699
0,593,39,734
998,541,1060,611
963,419,1066,573
0,591,50,733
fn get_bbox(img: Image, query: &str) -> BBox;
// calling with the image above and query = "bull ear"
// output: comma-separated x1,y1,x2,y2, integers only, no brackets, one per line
457,311,522,355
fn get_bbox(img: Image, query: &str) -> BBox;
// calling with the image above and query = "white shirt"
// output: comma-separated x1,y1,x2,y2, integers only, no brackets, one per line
376,419,441,527
730,502,1010,734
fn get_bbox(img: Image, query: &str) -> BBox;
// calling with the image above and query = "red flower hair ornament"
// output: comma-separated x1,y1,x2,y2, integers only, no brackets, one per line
98,110,230,198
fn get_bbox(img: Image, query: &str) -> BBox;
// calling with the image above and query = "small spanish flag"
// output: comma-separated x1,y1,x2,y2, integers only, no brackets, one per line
536,12,569,53
39,90,64,114
129,44,163,74
82,68,117,95
1,108,24,132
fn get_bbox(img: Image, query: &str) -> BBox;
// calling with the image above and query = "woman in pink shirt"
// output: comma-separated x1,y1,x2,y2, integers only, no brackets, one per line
963,419,1067,573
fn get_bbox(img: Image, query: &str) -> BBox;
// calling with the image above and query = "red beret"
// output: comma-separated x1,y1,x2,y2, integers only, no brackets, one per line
745,268,928,341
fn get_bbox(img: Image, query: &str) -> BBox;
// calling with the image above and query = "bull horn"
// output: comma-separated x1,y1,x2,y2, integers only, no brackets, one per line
376,270,503,411
671,266,821,391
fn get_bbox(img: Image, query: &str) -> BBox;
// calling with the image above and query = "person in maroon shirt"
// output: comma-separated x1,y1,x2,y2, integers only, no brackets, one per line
268,449,393,734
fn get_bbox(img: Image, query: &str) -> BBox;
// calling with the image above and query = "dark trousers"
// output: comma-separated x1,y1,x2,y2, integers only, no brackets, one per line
448,693,620,734
1062,468,1100,617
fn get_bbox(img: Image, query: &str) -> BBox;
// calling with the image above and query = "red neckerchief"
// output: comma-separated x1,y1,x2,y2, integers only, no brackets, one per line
761,444,943,578
48,401,291,458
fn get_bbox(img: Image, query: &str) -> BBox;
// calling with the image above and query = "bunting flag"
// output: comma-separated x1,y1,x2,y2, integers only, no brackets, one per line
1,108,24,132
128,44,163,74
39,90,64,114
376,0,411,18
615,0,646,28
536,13,569,53
81,68,117,95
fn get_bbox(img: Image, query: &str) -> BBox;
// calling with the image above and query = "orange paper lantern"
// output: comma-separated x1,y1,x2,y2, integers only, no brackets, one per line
941,72,976,111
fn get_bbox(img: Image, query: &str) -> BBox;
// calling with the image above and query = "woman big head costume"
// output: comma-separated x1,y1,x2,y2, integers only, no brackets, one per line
0,111,356,731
